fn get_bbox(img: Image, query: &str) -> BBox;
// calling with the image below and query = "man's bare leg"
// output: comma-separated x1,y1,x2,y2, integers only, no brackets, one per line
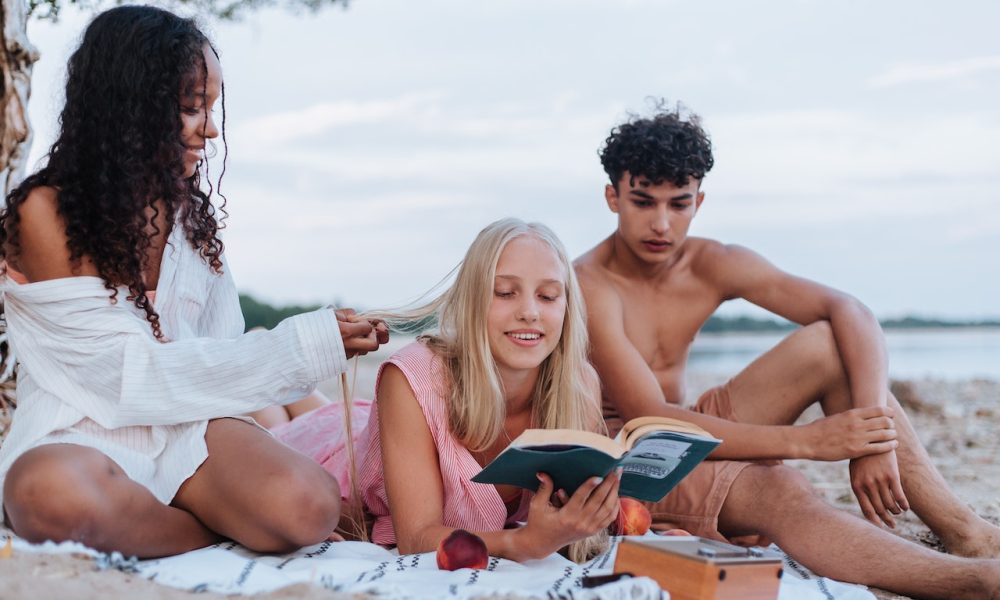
3,419,341,558
3,444,222,557
721,321,1000,557
718,464,1000,600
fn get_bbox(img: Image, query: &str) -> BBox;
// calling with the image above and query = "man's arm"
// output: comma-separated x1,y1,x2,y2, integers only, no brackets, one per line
579,270,893,461
709,244,888,411
706,244,908,524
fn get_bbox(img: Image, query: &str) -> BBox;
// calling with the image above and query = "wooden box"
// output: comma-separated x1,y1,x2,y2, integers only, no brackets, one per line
613,537,783,600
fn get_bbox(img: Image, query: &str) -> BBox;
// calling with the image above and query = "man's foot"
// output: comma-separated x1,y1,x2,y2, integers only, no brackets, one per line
984,560,1000,600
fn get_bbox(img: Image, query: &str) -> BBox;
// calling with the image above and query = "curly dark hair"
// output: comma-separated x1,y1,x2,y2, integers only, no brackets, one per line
0,5,228,340
599,101,714,190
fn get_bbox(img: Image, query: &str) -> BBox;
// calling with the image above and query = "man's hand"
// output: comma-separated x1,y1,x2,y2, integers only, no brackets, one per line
334,308,390,358
849,450,909,528
801,405,898,461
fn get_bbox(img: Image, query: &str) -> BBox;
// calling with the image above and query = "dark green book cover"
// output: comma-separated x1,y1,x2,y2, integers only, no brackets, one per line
472,430,720,502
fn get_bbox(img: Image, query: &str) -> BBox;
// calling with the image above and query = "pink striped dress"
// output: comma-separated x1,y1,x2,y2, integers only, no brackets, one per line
358,341,529,546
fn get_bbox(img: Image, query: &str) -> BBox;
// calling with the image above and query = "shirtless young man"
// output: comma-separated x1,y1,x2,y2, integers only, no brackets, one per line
574,106,1000,598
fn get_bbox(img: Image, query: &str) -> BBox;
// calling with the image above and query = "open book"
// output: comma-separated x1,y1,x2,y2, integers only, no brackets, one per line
471,416,721,502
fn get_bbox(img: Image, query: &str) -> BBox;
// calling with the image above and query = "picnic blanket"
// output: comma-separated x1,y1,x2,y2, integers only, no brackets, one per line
2,531,875,600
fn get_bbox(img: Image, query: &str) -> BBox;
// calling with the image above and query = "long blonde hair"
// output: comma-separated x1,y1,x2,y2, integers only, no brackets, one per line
368,218,608,561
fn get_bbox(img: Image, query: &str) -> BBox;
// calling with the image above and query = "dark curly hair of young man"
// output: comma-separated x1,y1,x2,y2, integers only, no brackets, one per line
599,101,715,190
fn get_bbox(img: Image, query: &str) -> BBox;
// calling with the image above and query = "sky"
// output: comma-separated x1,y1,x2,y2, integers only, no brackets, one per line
23,0,1000,319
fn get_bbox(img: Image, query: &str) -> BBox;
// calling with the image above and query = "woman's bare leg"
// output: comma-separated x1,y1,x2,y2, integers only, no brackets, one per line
3,419,341,557
171,418,341,553
285,390,330,419
248,405,291,429
248,390,331,428
3,444,221,557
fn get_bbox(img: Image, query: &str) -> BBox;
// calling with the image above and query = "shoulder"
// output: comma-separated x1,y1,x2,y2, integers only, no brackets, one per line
687,238,763,278
574,242,623,311
687,238,789,300
382,340,447,395
387,340,439,371
377,342,448,426
573,237,612,281
6,186,94,281
13,185,62,239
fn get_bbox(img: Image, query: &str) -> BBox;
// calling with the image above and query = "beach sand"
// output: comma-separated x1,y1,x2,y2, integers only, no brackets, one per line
1,368,997,599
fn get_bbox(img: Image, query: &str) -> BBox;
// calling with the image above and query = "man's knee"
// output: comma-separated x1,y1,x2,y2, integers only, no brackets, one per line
3,446,112,545
737,465,819,511
800,321,835,358
796,321,849,387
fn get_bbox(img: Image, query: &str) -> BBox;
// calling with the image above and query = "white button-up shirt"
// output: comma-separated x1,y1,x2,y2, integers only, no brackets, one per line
0,224,346,506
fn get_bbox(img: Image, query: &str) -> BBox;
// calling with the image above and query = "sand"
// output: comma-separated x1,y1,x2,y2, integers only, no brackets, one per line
1,369,997,600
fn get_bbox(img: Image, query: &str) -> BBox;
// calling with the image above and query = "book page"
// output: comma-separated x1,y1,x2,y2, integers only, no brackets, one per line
621,419,719,451
619,415,711,436
620,435,688,479
510,428,625,459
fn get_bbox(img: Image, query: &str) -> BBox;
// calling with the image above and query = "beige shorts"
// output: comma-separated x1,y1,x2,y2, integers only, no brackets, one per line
644,383,775,545
3,415,268,528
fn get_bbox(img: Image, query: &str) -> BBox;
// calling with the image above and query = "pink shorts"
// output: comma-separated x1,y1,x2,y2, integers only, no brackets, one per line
644,383,774,545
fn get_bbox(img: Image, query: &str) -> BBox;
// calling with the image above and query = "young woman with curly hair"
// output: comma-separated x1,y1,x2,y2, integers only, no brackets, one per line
0,5,386,558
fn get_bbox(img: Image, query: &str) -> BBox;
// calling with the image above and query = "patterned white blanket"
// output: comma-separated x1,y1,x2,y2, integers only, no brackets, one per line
4,532,875,600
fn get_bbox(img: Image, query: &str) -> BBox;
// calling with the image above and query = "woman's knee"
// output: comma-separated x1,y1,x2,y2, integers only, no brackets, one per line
3,446,113,544
261,464,341,548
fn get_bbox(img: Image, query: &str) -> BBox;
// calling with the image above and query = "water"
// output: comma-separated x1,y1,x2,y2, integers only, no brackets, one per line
689,328,1000,381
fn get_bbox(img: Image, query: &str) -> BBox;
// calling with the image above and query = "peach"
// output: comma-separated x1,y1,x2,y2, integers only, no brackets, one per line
614,497,652,536
659,528,693,536
436,529,489,571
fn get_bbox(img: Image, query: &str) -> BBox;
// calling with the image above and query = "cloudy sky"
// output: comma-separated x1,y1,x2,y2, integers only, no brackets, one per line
24,0,1000,318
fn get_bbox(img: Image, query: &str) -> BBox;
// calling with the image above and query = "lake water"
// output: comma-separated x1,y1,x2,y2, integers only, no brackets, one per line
689,328,1000,381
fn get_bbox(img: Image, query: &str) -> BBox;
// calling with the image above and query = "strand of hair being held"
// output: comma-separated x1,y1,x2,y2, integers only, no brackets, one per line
338,355,368,542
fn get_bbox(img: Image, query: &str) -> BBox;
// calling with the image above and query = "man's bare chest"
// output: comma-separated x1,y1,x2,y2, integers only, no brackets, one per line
616,283,720,370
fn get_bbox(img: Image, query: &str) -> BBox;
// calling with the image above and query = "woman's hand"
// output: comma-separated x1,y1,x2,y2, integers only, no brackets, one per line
801,405,898,461
334,308,390,358
514,470,620,560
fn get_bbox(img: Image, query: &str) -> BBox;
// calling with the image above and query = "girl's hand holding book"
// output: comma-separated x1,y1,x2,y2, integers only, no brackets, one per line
513,470,621,560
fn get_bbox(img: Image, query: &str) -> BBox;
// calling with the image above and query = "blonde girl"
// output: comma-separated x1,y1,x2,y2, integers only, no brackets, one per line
357,218,618,562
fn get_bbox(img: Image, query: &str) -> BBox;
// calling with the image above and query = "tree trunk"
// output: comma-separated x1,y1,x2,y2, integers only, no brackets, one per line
0,0,36,436
1,0,38,197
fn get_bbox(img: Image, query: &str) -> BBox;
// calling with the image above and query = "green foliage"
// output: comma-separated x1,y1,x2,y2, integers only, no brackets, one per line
239,293,321,331
30,0,349,21
700,315,795,333
238,293,439,334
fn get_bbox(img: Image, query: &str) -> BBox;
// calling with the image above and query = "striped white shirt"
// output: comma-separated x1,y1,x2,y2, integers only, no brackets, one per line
0,224,347,506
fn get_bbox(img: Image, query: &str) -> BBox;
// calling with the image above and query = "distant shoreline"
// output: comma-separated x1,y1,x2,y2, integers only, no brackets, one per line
239,293,1000,334
700,315,1000,334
